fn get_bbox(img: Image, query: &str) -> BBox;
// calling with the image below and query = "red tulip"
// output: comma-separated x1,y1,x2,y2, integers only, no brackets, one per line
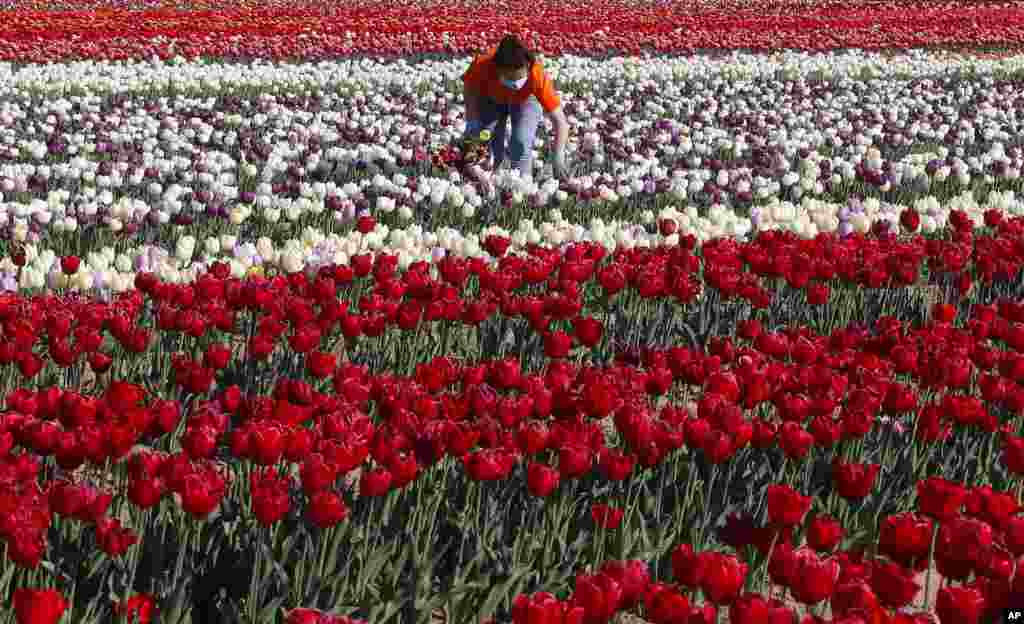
544,330,573,359
590,503,624,530
285,608,362,624
597,263,627,296
933,303,957,323
1003,433,1024,476
671,543,704,588
511,592,566,624
489,358,523,390
572,316,604,348
869,560,921,609
300,454,338,495
697,551,747,605
969,485,1019,528
179,470,226,519
464,448,515,481
517,421,550,455
6,529,46,568
644,583,690,624
288,324,322,354
95,517,139,557
203,343,232,370
1003,516,1024,556
305,491,349,529
685,603,716,624
388,452,419,489
359,468,392,497
250,468,292,526
830,581,881,619
717,511,757,551
832,460,880,500
789,549,839,605
356,215,376,234
878,512,933,566
60,255,80,275
765,599,795,624
128,475,165,509
88,351,113,374
251,422,286,466
307,351,337,379
526,463,560,497
559,444,593,479
806,282,830,306
935,516,993,581
766,484,811,527
12,588,68,624
181,425,218,459
729,593,770,624
917,476,968,521
779,422,814,461
807,414,841,448
570,572,622,624
899,208,920,232
598,560,649,608
114,593,157,624
806,514,844,553
598,448,635,482
936,586,986,624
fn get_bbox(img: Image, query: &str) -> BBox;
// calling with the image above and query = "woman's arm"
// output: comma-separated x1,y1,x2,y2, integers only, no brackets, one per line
464,87,482,123
547,106,569,155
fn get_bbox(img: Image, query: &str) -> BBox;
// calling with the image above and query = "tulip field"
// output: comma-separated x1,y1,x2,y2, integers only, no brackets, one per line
8,1,1024,623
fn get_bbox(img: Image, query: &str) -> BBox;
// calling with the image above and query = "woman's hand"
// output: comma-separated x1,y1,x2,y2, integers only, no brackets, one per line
552,150,568,179
546,106,570,178
464,119,484,140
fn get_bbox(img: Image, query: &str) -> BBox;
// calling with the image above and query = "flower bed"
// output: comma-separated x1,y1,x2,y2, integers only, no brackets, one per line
0,0,1023,62
4,38,1024,624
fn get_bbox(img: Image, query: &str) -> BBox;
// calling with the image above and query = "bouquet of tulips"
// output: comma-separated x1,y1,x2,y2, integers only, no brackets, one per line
431,128,492,174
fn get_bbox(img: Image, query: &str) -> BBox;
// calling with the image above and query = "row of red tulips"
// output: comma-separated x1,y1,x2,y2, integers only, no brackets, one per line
11,476,1024,623
504,478,1024,624
6,304,1024,549
0,298,1022,611
0,220,1022,620
4,208,1024,387
0,0,1021,61
0,0,959,14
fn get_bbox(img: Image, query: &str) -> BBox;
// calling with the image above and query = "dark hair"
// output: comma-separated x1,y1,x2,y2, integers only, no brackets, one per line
493,35,533,69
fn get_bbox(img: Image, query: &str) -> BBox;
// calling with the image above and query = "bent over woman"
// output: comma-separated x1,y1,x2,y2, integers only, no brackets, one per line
462,35,570,179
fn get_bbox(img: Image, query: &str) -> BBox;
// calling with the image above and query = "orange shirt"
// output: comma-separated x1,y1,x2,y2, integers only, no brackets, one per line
462,48,561,113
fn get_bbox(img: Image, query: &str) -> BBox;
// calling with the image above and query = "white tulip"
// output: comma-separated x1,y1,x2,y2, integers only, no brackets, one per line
176,236,196,261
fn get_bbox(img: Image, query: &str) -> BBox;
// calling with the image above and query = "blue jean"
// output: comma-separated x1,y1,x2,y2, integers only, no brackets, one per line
477,95,544,176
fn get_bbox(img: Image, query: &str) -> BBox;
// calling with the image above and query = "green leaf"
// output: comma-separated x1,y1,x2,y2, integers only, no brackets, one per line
258,542,291,589
443,580,489,599
358,542,396,593
160,580,193,624
86,552,111,579
280,532,300,558
258,597,286,624
479,564,535,620
367,597,407,623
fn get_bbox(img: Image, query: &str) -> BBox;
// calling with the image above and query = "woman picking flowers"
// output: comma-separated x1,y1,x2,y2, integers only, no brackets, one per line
462,34,571,180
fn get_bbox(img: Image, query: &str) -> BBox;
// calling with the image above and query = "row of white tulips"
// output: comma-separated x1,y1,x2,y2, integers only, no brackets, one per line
0,50,1023,246
3,140,1022,241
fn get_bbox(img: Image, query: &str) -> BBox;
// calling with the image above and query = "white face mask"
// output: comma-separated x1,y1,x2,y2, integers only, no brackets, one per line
501,77,528,90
